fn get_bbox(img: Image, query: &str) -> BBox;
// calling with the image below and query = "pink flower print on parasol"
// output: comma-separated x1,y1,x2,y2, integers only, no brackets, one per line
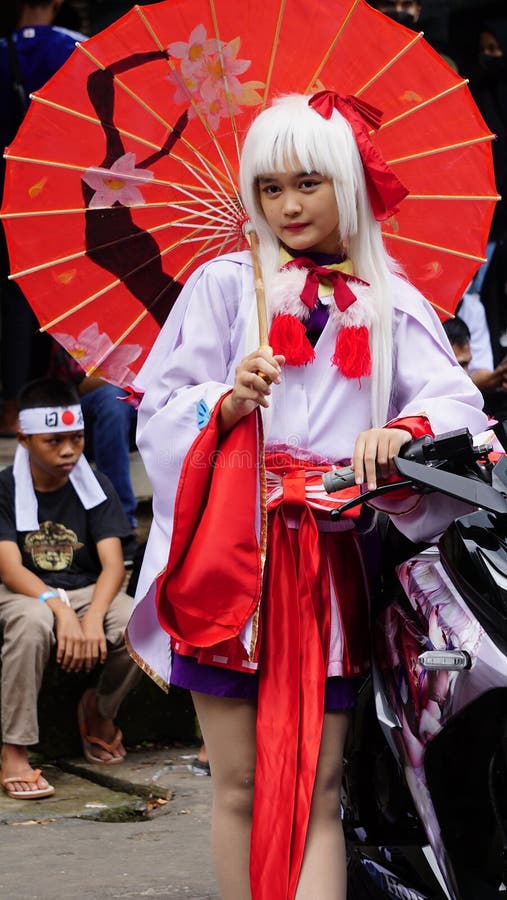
52,323,142,385
82,153,154,208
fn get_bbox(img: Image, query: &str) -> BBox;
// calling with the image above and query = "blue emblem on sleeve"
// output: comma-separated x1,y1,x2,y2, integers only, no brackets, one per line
197,399,211,430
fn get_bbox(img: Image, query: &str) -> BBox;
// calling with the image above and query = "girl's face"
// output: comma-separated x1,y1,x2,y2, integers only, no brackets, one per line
258,167,341,255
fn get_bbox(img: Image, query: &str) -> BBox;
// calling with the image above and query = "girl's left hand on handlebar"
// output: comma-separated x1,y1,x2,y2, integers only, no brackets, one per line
352,427,412,491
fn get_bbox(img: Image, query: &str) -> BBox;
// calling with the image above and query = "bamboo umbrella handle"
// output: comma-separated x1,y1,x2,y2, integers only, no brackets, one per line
246,227,269,348
245,226,274,384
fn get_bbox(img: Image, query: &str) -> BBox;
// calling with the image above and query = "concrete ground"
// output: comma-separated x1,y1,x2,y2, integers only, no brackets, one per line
0,745,219,899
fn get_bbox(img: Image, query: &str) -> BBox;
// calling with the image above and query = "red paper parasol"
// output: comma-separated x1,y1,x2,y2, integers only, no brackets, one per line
0,0,499,386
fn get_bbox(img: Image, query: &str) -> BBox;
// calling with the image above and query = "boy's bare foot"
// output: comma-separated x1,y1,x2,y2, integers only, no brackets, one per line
78,688,126,764
1,743,54,797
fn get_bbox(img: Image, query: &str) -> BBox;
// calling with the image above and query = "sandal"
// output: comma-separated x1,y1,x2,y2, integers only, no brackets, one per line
77,696,125,765
1,768,55,800
191,758,211,776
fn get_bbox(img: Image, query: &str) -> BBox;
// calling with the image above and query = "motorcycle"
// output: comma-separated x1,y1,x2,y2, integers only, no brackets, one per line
323,425,507,900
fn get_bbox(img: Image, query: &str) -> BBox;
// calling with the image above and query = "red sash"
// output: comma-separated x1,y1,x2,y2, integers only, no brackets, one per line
250,456,368,899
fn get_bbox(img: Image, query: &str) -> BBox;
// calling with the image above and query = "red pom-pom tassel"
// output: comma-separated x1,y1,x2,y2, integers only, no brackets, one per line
332,325,371,378
268,314,315,366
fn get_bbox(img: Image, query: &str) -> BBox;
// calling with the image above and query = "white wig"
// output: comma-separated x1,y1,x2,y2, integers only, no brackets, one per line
239,93,399,426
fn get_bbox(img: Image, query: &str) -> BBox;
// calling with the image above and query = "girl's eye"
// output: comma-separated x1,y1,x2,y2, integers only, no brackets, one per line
261,184,280,195
300,179,320,190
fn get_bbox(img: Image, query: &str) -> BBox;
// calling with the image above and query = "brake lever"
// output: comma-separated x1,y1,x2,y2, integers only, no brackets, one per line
329,478,414,519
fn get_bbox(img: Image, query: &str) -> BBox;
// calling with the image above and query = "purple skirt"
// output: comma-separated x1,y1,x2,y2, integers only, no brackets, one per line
171,653,360,711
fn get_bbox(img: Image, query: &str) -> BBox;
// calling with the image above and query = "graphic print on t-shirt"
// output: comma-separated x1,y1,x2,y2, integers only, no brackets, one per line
24,521,83,571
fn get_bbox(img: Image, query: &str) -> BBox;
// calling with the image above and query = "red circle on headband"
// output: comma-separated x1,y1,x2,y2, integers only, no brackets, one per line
61,410,75,425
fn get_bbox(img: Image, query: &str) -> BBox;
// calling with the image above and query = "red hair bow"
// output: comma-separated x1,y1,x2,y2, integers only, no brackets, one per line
309,90,409,221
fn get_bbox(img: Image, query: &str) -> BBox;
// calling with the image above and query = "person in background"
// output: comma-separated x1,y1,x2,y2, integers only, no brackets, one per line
48,343,139,564
442,316,473,372
443,311,507,409
367,0,421,29
0,0,86,435
469,26,507,247
367,0,459,71
0,377,141,800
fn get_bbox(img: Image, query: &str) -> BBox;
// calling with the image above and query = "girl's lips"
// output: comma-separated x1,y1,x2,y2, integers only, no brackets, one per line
284,223,307,231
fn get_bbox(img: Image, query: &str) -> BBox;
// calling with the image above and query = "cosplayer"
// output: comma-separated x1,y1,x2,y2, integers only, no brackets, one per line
126,93,487,899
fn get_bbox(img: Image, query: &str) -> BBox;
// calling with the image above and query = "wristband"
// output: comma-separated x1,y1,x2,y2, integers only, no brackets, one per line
38,590,59,602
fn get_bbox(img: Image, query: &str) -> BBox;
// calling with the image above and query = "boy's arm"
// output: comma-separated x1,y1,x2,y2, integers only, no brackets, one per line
0,539,67,606
80,537,126,671
0,540,86,672
87,537,125,616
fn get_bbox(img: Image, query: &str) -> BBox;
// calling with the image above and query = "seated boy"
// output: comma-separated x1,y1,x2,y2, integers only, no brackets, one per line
0,378,141,799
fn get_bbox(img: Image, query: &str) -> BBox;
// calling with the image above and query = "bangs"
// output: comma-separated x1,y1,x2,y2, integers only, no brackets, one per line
247,104,335,180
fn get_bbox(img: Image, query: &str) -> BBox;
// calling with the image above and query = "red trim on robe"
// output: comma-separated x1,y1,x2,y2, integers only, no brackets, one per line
154,393,262,647
385,414,434,440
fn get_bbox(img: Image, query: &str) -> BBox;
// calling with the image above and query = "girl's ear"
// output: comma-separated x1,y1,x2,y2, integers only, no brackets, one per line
18,432,29,449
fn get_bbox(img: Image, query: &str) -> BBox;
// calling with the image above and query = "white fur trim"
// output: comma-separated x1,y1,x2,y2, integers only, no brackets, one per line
267,267,310,320
267,264,376,331
328,282,376,329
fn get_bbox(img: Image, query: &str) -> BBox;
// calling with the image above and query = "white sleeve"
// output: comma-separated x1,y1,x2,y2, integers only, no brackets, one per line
458,292,494,371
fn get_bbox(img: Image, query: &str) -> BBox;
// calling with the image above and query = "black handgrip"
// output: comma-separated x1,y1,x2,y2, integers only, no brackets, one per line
322,466,356,493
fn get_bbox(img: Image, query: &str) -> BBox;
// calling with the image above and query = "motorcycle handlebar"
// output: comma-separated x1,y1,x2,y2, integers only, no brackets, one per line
323,428,493,497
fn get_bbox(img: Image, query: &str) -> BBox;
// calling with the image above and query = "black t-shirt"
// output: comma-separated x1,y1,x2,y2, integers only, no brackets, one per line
0,467,131,589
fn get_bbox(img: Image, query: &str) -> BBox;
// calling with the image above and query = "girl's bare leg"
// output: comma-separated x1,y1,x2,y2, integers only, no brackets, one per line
295,711,350,900
191,691,257,900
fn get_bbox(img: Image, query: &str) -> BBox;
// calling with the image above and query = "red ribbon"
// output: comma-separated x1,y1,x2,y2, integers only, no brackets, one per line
250,453,370,897
309,90,409,221
283,256,363,311
250,456,331,899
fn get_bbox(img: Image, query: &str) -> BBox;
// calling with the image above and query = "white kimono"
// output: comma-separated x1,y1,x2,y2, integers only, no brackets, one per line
126,250,487,687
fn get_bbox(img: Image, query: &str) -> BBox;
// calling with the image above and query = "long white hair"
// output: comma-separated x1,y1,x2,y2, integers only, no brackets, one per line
239,93,399,426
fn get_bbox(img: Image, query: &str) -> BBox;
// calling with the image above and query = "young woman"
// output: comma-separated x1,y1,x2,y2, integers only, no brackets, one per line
127,93,487,899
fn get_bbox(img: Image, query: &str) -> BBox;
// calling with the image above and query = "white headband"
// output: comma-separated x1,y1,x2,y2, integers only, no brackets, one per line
18,405,84,434
13,406,108,529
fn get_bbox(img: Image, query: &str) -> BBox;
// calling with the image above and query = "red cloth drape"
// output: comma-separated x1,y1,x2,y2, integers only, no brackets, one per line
154,395,262,647
250,455,369,899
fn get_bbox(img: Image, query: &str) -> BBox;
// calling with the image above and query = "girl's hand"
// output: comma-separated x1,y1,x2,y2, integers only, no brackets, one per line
352,427,412,491
219,348,284,432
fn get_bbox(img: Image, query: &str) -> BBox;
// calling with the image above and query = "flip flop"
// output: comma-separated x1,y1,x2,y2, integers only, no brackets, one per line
1,768,55,800
77,697,125,765
191,758,211,776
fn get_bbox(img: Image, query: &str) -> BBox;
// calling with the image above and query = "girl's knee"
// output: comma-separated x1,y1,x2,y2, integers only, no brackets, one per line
215,766,256,819
311,759,344,819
